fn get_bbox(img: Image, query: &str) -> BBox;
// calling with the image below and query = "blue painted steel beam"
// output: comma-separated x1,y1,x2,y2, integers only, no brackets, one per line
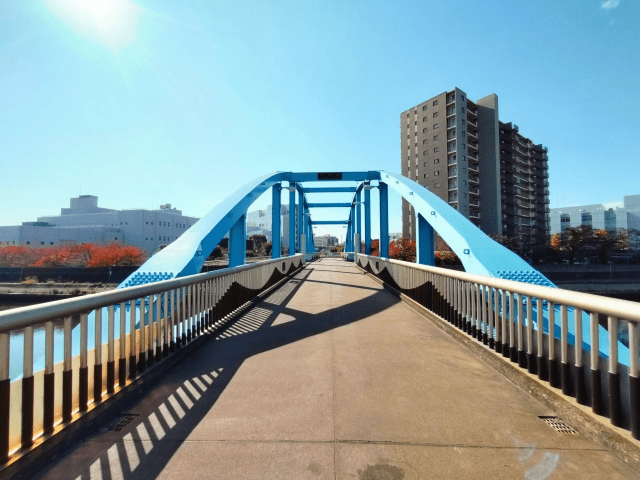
364,187,371,254
311,220,349,225
417,213,434,266
289,185,296,256
379,182,389,258
297,187,304,253
272,184,281,259
284,172,380,183
307,203,353,208
229,214,246,268
304,187,357,193
356,190,362,252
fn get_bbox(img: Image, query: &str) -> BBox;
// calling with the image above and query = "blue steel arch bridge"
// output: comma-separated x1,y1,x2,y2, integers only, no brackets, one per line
1,170,639,478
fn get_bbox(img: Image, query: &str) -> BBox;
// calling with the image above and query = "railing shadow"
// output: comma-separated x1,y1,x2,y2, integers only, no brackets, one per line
32,261,399,480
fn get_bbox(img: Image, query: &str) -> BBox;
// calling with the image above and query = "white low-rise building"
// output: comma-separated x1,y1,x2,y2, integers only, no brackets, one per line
0,195,199,255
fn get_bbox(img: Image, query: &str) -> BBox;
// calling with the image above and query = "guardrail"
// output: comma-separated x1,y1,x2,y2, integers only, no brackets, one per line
0,255,304,464
355,254,640,439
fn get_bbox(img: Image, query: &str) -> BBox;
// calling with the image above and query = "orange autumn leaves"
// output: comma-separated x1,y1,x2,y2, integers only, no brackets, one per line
0,243,147,268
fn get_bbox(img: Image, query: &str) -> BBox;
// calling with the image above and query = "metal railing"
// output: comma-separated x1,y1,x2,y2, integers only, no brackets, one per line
355,254,640,438
0,255,304,464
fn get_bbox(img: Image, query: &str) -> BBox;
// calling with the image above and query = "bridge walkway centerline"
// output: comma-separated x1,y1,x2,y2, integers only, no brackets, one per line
30,259,638,479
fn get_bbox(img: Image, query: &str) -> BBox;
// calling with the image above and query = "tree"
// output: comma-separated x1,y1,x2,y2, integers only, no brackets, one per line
389,238,416,262
370,239,380,257
264,242,272,256
551,226,593,264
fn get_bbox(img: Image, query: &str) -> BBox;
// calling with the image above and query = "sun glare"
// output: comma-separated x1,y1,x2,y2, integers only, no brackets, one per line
45,0,143,49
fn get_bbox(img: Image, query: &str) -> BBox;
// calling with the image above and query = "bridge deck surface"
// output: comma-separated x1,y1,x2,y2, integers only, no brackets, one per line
33,259,638,479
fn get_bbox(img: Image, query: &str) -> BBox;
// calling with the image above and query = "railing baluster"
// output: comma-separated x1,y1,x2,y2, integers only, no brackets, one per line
107,305,116,391
527,296,535,373
509,292,517,362
21,326,34,448
43,321,54,434
608,316,621,427
94,308,103,403
148,294,156,366
629,321,640,438
501,290,508,358
575,308,586,404
560,305,570,395
187,285,192,342
63,316,72,422
139,296,146,373
118,302,126,387
489,287,495,349
591,312,602,415
517,294,526,368
170,289,176,352
483,285,489,345
537,298,547,380
129,300,137,379
495,289,502,352
0,333,9,463
79,313,88,412
155,292,162,361
548,302,559,388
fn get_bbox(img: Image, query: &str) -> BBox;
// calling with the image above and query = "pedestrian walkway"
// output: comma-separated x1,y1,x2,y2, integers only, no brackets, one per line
32,259,639,479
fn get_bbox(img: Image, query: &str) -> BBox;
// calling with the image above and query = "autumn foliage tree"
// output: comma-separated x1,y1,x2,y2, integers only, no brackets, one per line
389,238,416,262
0,243,147,268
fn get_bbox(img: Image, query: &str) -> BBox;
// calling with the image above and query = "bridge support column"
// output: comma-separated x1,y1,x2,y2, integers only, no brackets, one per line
379,182,389,258
229,214,246,268
354,233,360,255
297,190,304,253
289,186,296,256
301,233,306,264
364,187,371,254
272,184,281,259
417,213,435,266
356,190,362,253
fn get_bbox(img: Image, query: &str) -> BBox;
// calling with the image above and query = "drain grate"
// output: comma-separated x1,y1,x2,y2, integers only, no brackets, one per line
539,416,577,434
109,413,140,432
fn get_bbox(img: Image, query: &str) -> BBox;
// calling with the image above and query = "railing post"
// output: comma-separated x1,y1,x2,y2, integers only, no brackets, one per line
609,316,622,427
43,321,54,434
21,326,34,448
379,182,389,258
272,183,281,259
629,321,640,438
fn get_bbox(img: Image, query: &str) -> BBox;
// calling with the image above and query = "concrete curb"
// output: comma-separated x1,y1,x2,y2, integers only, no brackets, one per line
359,267,640,475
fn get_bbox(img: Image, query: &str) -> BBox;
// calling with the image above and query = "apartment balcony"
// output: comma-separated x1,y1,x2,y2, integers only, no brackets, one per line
447,120,456,129
468,176,479,186
469,186,479,196
468,153,479,164
467,108,477,119
446,108,456,117
466,118,477,130
447,144,457,153
447,132,457,141
446,96,455,106
468,142,478,152
467,130,478,141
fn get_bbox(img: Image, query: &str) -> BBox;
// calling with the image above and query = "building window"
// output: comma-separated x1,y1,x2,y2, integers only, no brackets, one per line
406,113,409,118
433,123,439,129
433,135,439,141
434,158,440,164
433,112,439,118
461,96,465,102
422,128,428,133
26,241,30,245
423,173,428,178
50,242,54,245
423,151,428,156
434,147,439,153
435,182,441,188
41,242,44,245
435,171,440,176
146,221,148,224
422,105,427,111
423,139,428,144
433,100,438,106
407,135,410,139
415,132,417,136
423,117,427,122
581,212,592,227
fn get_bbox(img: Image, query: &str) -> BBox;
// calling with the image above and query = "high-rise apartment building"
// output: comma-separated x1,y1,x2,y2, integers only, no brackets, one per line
400,87,549,247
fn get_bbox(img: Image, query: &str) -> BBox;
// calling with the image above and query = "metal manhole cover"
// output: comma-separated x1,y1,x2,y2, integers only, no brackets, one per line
539,416,577,434
109,413,140,432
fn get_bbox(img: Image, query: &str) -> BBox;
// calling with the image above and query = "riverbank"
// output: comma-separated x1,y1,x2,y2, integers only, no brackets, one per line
0,283,117,311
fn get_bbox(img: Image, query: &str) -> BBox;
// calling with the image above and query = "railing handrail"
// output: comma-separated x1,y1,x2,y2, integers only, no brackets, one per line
0,254,304,332
356,254,640,322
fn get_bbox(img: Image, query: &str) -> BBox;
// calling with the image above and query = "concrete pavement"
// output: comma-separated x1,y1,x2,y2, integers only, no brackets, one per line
31,259,639,479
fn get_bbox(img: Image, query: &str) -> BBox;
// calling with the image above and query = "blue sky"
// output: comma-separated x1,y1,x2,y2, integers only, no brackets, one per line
1,0,638,240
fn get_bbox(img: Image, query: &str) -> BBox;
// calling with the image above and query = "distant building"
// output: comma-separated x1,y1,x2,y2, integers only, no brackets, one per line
401,87,550,244
246,204,292,243
313,233,339,249
0,195,199,254
550,195,640,249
